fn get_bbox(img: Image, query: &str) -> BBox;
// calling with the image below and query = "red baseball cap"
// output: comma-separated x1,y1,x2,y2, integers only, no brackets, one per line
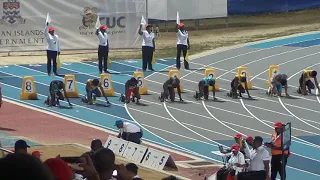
44,158,73,180
231,144,240,151
246,136,253,141
146,24,151,28
274,122,283,128
32,150,42,156
49,27,54,32
179,23,184,27
100,25,107,30
234,133,242,139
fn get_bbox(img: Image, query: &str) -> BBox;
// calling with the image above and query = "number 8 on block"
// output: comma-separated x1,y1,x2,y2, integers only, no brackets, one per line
64,74,80,98
20,76,38,100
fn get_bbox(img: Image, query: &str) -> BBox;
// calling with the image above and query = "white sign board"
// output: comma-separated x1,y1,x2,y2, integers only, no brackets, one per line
141,148,170,170
0,0,146,52
105,136,129,157
122,142,148,163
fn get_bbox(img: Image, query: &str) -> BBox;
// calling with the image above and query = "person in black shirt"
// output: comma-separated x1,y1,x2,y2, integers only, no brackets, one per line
228,75,251,99
45,80,72,107
120,77,141,104
159,77,183,102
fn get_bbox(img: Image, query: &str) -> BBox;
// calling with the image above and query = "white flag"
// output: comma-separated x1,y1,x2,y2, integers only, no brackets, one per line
46,13,51,24
176,12,180,25
95,15,101,29
141,15,146,25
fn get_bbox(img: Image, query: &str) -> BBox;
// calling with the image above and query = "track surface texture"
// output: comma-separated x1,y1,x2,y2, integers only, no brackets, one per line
1,32,320,180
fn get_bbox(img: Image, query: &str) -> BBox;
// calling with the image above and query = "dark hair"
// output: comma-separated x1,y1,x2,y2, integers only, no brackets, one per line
125,163,138,174
280,78,287,86
57,81,64,89
311,70,317,77
92,79,100,86
240,77,246,82
162,175,178,180
208,79,215,86
254,136,263,144
93,148,115,173
0,153,54,180
91,139,103,151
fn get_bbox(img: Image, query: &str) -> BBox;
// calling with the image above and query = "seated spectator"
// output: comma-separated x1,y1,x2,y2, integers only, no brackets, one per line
14,139,30,154
32,150,42,160
217,144,245,180
237,136,271,180
44,157,75,180
125,163,142,180
115,120,143,144
0,153,54,180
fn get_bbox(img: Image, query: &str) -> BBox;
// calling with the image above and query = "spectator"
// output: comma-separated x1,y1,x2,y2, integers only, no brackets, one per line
217,144,245,180
266,122,289,180
115,120,143,144
237,136,271,180
93,148,117,180
91,139,104,152
125,163,142,180
32,150,42,160
14,139,30,154
0,153,54,180
44,157,75,180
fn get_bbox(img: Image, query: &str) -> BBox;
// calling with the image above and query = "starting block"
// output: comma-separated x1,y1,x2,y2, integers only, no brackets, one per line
268,65,280,88
205,68,219,91
168,70,183,92
133,71,148,95
237,66,252,89
20,76,38,100
64,74,79,98
100,73,115,96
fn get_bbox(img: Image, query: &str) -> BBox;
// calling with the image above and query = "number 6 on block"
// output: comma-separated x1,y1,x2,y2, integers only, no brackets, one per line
141,148,170,170
122,142,148,163
133,71,148,95
63,74,79,98
100,73,115,96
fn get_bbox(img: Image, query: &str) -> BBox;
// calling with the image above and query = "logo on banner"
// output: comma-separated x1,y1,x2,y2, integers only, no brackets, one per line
0,0,26,25
79,7,99,30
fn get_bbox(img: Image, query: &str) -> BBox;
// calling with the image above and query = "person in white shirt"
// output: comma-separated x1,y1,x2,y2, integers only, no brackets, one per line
44,22,60,76
96,25,109,74
115,120,143,144
138,24,155,71
175,23,190,70
238,136,271,180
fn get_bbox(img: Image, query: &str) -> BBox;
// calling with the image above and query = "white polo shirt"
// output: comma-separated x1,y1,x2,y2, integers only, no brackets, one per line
120,122,141,134
249,145,271,171
177,29,188,46
141,30,154,47
44,26,60,52
97,30,108,46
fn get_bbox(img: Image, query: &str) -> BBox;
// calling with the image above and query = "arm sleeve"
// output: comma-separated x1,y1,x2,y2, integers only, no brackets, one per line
44,25,49,41
262,150,271,161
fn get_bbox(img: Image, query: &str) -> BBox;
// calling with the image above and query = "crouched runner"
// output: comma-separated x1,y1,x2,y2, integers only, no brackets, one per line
82,78,111,106
120,77,141,104
227,75,251,99
267,73,289,97
159,77,183,102
194,77,217,100
45,80,72,107
297,70,320,95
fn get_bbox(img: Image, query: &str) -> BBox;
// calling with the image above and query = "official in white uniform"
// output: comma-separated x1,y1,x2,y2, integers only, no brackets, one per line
96,25,109,74
176,23,190,70
44,22,60,76
138,24,155,71
115,120,143,144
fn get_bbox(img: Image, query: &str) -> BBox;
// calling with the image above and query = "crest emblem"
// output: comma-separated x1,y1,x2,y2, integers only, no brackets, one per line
0,0,26,25
79,7,99,30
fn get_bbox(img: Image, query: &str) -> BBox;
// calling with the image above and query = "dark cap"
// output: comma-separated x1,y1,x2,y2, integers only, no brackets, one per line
15,139,30,150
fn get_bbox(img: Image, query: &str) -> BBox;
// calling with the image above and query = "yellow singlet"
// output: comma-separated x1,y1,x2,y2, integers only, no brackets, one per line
87,79,98,91
303,70,313,79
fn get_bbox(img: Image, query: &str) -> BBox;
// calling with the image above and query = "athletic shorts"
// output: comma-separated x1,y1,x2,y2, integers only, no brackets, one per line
86,87,102,97
271,81,282,93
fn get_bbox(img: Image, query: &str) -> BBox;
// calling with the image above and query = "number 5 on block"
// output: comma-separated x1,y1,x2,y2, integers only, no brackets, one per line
20,76,38,100
64,74,79,98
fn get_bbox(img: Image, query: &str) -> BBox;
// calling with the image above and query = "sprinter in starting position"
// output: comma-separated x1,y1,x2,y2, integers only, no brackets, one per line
159,77,183,102
82,78,111,106
45,80,72,107
120,77,141,104
267,73,289,97
297,70,320,95
194,77,217,100
228,74,251,99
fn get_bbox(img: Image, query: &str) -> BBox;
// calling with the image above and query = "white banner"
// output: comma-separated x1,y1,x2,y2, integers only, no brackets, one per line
0,0,146,52
148,0,227,20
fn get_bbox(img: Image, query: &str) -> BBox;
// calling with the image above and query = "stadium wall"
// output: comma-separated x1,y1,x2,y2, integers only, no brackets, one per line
228,0,320,15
